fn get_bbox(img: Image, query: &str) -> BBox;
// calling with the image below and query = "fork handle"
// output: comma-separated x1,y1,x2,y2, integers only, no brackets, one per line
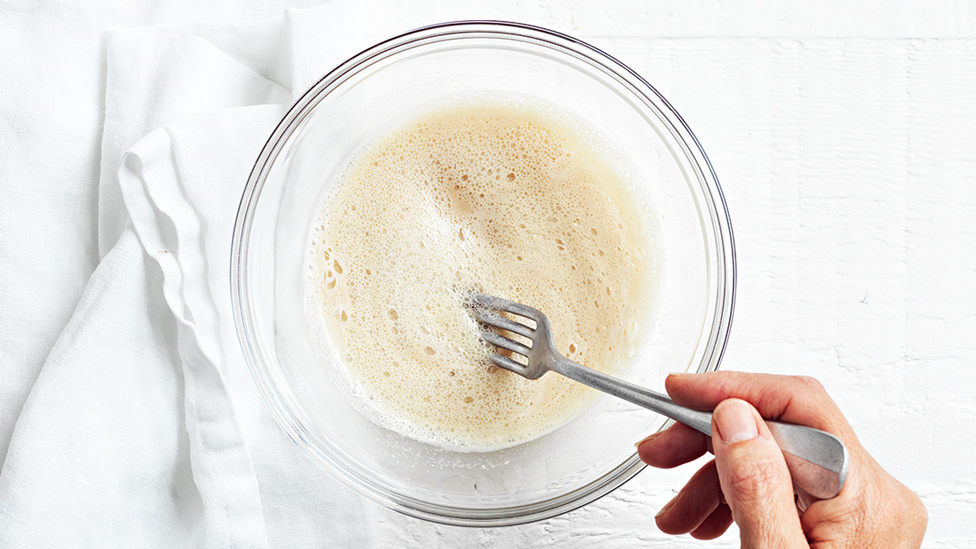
551,357,849,500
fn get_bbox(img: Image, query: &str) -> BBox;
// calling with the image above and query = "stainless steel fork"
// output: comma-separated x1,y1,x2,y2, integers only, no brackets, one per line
470,294,848,500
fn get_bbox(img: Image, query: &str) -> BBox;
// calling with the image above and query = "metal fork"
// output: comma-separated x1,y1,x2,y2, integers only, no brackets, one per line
470,294,848,500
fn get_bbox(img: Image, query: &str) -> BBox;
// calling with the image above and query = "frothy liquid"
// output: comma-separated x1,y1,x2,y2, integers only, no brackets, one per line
306,95,657,450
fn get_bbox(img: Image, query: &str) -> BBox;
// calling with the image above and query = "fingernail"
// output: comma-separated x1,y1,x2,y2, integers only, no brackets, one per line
654,497,676,519
634,430,662,448
714,399,759,444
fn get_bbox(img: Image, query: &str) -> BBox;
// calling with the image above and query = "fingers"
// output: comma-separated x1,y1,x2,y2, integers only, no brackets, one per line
666,371,855,440
639,423,731,538
711,399,807,548
643,372,925,547
653,459,725,535
691,504,734,540
637,421,708,469
649,459,736,540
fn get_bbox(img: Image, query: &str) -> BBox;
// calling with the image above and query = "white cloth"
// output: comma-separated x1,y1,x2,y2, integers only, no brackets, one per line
0,4,390,546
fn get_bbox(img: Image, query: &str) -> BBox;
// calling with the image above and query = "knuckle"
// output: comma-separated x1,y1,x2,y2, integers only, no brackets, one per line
784,375,829,404
790,375,825,394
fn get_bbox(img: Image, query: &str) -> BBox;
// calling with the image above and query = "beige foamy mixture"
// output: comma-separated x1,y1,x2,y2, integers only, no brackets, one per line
306,95,657,450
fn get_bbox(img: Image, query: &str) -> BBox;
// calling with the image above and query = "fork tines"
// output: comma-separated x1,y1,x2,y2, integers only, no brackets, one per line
469,294,544,374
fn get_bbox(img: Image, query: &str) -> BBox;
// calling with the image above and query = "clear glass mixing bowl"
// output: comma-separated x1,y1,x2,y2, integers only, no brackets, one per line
231,21,735,526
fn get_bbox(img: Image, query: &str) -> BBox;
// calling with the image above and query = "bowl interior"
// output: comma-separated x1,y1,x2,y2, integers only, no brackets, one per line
232,22,734,526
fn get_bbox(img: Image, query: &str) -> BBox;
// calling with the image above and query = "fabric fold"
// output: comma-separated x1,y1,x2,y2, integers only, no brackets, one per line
98,22,292,258
2,5,378,546
0,229,204,547
118,108,279,547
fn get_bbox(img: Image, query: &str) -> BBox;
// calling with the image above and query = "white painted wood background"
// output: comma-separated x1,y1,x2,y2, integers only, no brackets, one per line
3,1,973,546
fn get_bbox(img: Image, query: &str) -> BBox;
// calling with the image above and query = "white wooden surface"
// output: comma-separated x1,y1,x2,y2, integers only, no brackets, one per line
3,1,973,546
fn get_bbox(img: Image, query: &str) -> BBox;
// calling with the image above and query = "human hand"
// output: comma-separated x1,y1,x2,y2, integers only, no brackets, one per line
636,371,927,548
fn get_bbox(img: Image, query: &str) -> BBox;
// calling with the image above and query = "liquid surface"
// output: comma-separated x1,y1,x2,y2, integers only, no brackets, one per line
307,95,657,449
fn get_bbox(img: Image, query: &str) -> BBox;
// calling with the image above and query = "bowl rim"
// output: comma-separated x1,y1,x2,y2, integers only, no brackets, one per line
230,19,736,527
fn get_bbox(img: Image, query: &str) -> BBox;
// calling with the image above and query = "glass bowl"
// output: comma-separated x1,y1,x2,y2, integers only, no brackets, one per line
231,21,735,526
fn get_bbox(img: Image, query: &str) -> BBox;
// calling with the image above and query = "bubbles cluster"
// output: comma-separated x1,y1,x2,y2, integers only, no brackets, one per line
306,95,657,450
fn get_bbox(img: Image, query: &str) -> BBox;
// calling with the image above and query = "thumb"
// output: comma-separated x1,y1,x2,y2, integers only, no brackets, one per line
712,399,807,549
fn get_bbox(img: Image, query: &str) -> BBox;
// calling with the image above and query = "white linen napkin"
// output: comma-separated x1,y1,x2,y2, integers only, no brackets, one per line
0,4,390,547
